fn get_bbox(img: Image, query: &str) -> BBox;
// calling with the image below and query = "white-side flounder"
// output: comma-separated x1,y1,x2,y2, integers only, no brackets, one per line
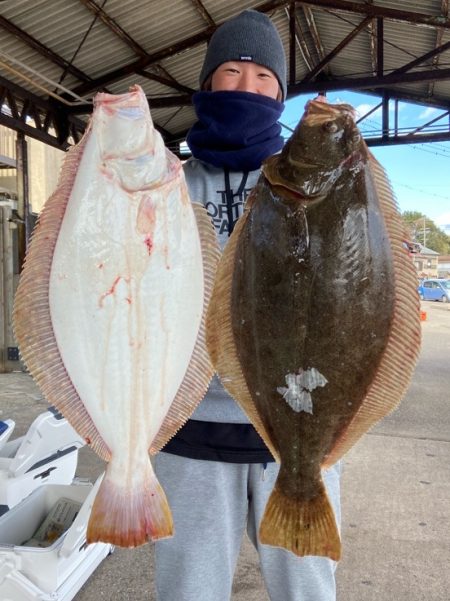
14,85,219,547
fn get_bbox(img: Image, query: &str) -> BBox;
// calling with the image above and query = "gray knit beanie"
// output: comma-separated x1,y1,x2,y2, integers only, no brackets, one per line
199,10,287,100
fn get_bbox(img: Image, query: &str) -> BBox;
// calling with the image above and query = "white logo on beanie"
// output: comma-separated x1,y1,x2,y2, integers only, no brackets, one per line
239,55,253,61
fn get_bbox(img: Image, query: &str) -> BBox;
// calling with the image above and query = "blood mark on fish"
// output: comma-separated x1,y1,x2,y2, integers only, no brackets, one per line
99,276,121,307
99,276,131,307
144,235,153,255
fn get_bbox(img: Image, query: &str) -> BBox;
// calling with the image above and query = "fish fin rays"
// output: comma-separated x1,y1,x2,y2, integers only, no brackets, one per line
13,132,111,462
87,459,173,546
206,210,280,462
259,478,341,561
150,202,221,453
323,157,422,469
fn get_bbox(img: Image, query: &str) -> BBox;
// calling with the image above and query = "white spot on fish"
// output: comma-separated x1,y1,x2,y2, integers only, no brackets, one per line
277,368,328,414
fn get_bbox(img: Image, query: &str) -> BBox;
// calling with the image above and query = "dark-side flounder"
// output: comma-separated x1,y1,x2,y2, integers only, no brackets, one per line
206,99,421,560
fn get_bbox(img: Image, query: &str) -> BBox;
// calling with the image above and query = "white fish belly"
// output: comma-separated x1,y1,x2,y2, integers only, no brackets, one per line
49,127,203,455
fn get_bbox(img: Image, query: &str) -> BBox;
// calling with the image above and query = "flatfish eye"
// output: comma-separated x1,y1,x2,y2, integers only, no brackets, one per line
323,120,339,133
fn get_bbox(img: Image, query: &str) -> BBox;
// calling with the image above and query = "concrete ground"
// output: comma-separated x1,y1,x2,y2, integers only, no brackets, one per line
0,301,449,600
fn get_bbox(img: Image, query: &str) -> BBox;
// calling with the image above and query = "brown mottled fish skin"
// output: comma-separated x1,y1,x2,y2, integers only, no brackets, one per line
207,100,421,560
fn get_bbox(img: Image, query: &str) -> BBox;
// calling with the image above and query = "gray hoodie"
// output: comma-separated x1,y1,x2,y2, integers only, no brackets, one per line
183,156,261,423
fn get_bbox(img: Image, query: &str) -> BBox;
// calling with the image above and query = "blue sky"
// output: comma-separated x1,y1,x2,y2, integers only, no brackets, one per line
282,91,450,230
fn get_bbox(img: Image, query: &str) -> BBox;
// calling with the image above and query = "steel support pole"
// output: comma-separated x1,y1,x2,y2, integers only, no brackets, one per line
15,132,29,270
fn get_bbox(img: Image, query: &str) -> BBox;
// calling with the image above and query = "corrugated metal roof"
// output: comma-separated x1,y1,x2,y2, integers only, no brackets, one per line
1,0,450,148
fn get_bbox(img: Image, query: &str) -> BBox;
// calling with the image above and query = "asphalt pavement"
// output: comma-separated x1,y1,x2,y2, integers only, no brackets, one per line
0,301,449,600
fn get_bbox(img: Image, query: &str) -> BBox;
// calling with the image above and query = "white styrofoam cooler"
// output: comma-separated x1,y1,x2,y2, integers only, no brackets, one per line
0,476,112,601
0,410,86,513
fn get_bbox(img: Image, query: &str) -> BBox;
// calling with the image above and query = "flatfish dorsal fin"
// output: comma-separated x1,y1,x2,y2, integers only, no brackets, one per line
322,155,421,468
13,131,111,462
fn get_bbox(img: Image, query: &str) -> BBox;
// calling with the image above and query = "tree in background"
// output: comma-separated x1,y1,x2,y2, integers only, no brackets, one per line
402,211,450,254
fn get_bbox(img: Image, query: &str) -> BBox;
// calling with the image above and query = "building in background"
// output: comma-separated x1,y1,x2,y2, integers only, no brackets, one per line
411,245,440,279
0,124,64,215
0,125,65,372
438,255,450,278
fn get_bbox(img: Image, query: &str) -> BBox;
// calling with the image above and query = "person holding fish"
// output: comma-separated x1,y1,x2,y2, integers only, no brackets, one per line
154,9,342,601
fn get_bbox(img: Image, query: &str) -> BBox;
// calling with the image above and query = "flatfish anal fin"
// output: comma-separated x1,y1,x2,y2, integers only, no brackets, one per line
150,202,221,453
323,156,421,469
13,131,111,462
206,207,280,462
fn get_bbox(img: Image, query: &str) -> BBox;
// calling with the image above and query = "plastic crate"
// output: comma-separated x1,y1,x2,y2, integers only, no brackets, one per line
0,476,112,601
0,411,85,514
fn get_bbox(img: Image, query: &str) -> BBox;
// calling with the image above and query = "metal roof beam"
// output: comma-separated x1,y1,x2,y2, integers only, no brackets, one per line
364,0,377,75
135,69,195,95
189,0,216,27
428,0,449,96
0,75,85,150
369,20,376,75
368,87,450,111
301,15,372,83
377,17,383,76
365,131,450,146
288,65,450,96
408,109,450,135
301,5,326,63
77,0,151,58
0,15,92,84
72,28,215,96
283,6,315,71
302,0,450,29
78,0,194,96
392,39,450,76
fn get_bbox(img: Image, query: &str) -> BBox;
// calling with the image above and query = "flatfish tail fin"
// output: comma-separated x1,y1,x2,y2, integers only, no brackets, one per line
87,458,173,546
322,155,422,469
259,478,341,561
13,128,111,463
150,201,221,453
206,205,280,462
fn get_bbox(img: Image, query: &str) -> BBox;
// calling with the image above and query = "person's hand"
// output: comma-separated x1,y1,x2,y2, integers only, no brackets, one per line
314,94,328,103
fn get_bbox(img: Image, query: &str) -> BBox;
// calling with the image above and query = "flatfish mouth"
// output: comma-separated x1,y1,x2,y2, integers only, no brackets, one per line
207,98,421,560
13,85,220,547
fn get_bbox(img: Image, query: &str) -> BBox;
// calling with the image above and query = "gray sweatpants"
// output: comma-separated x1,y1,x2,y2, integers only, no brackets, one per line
154,452,341,601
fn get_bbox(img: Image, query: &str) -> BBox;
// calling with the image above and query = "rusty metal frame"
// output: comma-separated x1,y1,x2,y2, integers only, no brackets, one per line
0,74,86,150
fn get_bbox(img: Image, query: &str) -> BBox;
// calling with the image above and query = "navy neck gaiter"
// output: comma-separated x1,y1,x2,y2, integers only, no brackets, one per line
186,90,285,172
